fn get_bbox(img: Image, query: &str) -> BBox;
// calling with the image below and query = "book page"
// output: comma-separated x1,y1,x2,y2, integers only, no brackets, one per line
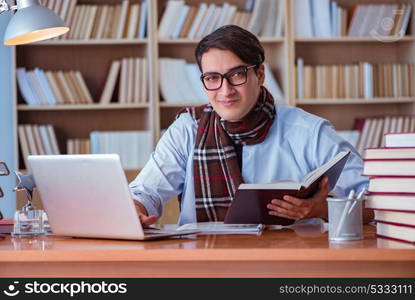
302,151,350,189
177,222,264,234
238,180,300,190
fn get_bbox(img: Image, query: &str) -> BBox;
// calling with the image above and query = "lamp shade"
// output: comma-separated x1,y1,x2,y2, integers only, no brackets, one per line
3,1,69,45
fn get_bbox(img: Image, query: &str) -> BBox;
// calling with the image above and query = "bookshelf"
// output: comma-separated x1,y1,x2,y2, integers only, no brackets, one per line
6,0,415,222
292,0,415,130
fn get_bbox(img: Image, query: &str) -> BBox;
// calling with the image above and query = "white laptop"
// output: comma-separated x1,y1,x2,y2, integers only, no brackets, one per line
28,154,197,240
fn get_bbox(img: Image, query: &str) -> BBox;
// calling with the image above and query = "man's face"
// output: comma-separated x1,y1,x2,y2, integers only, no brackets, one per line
200,49,264,121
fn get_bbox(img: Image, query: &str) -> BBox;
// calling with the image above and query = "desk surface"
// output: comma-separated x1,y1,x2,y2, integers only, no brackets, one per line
0,225,414,278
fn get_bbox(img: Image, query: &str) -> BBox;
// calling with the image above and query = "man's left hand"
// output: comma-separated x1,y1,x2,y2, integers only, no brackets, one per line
267,177,329,221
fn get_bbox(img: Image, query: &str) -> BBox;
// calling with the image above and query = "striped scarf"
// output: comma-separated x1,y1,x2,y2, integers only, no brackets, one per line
179,86,276,222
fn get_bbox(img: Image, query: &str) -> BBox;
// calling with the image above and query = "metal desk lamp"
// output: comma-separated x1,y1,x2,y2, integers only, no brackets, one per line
1,0,69,45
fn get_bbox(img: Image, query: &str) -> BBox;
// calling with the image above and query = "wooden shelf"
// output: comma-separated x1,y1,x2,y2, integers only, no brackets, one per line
296,98,415,105
17,103,149,111
24,39,148,46
295,36,415,43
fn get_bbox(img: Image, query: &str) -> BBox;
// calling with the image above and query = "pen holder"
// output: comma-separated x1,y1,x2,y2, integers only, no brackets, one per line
326,197,363,241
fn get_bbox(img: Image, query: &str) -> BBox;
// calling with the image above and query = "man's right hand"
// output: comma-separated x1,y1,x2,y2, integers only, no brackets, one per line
134,200,158,227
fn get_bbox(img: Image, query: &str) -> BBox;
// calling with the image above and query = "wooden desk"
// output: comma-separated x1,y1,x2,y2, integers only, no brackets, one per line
0,225,414,278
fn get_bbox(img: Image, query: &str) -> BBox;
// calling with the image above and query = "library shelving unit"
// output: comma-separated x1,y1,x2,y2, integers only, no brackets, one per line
12,0,156,213
291,0,415,130
15,0,155,170
8,0,415,222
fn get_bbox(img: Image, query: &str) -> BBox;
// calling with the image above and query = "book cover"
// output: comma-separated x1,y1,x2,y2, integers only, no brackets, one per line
100,60,121,104
224,151,350,225
364,147,415,159
366,192,415,212
376,221,415,244
0,219,13,234
374,210,415,226
384,132,415,147
369,176,415,194
115,0,129,39
377,235,415,248
363,158,415,176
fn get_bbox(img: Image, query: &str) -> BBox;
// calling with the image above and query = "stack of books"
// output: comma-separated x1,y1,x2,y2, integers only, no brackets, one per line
363,132,415,245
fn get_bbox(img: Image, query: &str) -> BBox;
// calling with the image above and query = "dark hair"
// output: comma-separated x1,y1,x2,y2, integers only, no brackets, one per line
195,25,265,72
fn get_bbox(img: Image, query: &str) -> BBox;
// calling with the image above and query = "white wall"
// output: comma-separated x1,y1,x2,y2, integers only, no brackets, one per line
0,9,17,218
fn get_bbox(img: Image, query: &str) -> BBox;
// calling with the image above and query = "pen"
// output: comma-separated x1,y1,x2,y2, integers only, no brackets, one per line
348,188,367,214
347,189,356,199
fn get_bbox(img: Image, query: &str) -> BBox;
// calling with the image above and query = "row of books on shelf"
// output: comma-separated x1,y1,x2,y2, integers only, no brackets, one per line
158,0,284,39
295,0,412,38
18,125,152,170
40,0,147,40
17,56,149,106
67,138,91,155
355,115,415,154
296,59,415,99
100,57,148,104
159,58,284,104
90,131,152,169
18,124,60,170
17,68,92,106
362,132,415,245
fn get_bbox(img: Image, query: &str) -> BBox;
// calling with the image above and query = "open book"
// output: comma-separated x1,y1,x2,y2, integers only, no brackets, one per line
224,151,351,225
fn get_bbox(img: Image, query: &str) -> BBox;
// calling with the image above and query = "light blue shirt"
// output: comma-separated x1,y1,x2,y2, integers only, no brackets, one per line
129,103,368,225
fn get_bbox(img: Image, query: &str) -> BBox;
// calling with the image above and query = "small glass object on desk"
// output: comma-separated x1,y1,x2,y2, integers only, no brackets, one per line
12,171,45,237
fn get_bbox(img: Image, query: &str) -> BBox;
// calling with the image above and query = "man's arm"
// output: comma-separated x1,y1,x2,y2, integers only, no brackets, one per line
267,177,329,221
267,177,374,224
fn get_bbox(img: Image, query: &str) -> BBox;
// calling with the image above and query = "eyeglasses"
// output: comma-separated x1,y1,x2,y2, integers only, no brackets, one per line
200,64,257,91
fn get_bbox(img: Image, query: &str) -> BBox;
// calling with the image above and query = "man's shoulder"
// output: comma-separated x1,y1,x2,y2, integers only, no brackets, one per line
276,103,326,130
167,111,198,137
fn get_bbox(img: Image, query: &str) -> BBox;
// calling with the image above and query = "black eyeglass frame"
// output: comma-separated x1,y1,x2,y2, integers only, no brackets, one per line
200,64,258,91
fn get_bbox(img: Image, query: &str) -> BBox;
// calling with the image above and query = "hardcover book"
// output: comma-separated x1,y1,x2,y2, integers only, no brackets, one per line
363,158,415,176
376,221,415,244
224,151,350,225
374,210,415,226
368,176,415,194
384,132,415,147
366,192,415,212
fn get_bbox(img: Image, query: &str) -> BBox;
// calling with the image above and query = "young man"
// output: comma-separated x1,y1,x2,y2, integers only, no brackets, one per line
130,25,370,226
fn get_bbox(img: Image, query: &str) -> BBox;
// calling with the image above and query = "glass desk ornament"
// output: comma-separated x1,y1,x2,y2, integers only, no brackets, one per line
12,171,45,237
